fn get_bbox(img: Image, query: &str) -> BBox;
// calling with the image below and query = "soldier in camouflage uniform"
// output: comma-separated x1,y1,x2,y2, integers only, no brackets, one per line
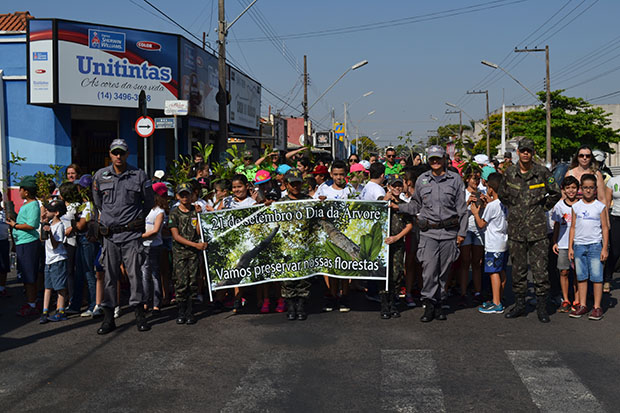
381,174,413,319
498,138,561,323
279,169,312,321
168,183,208,325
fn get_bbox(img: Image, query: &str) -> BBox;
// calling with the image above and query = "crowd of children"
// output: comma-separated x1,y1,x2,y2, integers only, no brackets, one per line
1,144,614,325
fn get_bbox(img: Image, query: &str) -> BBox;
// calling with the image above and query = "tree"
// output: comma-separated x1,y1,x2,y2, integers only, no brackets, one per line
350,136,378,160
428,124,472,147
472,90,620,160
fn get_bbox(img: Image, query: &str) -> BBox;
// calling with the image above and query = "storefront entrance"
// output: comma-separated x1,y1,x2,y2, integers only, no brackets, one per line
71,119,118,175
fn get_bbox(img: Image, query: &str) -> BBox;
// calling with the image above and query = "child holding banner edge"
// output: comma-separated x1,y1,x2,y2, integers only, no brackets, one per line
169,183,208,325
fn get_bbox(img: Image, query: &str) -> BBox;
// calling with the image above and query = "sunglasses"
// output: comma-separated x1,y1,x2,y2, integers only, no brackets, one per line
111,150,126,156
386,154,395,158
519,148,533,154
578,153,592,159
348,159,359,162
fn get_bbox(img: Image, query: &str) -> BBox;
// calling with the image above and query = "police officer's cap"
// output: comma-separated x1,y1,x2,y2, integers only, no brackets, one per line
427,145,445,159
518,138,535,152
284,168,303,183
110,139,128,152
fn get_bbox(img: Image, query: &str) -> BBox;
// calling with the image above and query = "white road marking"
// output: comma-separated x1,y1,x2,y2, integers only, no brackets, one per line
381,349,446,413
506,350,606,413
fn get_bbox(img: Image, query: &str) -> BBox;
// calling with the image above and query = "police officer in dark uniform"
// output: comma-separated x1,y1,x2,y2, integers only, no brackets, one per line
92,139,154,334
399,145,467,322
499,138,561,323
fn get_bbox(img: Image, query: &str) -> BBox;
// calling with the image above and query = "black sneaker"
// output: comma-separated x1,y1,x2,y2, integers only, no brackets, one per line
39,312,49,324
322,296,336,312
339,295,351,313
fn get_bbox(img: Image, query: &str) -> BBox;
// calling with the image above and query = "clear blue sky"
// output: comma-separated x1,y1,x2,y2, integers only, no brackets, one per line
5,0,618,146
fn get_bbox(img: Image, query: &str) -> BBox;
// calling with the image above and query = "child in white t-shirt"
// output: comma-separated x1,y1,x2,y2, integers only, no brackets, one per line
568,174,609,321
551,176,580,312
40,200,69,324
471,173,508,314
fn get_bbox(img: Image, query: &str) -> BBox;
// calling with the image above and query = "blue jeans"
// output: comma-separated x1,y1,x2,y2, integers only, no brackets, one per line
70,235,98,311
574,242,604,283
141,245,162,308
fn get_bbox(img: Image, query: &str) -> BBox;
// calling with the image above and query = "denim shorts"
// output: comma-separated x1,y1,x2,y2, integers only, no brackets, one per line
484,251,508,273
44,259,68,291
574,242,603,283
463,230,484,246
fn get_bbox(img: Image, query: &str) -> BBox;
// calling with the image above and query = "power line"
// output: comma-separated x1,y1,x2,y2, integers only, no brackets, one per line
233,0,528,42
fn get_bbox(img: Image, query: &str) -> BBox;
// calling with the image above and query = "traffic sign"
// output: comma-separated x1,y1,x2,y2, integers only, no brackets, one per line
155,117,176,129
164,100,189,116
135,116,155,137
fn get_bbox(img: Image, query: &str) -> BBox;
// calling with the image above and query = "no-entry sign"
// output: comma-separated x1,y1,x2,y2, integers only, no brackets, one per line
135,116,155,138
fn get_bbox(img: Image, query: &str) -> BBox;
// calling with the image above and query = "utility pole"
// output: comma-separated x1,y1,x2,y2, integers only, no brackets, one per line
331,107,335,160
303,55,309,146
445,109,462,142
216,0,257,162
515,46,551,165
467,90,490,158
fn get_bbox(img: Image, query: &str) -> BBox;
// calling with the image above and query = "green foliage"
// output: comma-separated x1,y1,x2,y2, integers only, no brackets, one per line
193,142,213,162
34,164,64,200
167,155,193,186
473,90,620,159
5,152,26,185
428,124,472,147
351,136,378,160
359,222,383,261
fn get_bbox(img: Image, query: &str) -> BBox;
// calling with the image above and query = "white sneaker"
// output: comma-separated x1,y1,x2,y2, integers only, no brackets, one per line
81,309,94,317
114,306,120,319
92,305,103,317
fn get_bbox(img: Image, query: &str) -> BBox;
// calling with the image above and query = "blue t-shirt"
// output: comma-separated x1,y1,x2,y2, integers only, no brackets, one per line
14,200,40,245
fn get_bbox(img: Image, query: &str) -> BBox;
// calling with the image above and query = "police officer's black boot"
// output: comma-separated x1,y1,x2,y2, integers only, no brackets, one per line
286,299,297,321
97,306,116,335
185,299,197,325
435,301,447,321
389,293,401,318
505,296,527,319
380,291,391,319
420,299,435,322
296,298,307,321
176,302,187,324
536,295,550,323
135,305,151,332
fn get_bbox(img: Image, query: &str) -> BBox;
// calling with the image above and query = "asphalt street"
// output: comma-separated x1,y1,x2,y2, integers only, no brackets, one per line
1,272,619,413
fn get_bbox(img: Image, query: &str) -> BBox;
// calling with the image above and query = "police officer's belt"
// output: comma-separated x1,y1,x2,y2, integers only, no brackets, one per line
99,218,145,237
417,216,459,231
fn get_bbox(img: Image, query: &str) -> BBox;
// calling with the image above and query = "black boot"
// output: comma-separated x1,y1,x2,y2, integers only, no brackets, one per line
97,306,116,335
536,296,550,323
135,305,151,332
435,302,447,321
390,294,401,318
296,298,307,321
420,300,435,322
380,292,391,319
185,299,197,325
176,302,187,324
505,296,527,319
286,299,297,321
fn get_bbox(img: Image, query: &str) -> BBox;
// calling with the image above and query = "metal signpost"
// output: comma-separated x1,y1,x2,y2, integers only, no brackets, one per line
165,100,189,159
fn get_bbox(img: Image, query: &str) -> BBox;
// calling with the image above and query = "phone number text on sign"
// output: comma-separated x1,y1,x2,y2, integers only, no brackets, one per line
97,92,152,102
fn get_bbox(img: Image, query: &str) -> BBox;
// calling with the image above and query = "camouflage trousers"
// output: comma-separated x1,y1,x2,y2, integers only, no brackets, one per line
173,253,199,303
508,238,550,297
281,279,311,299
380,242,405,294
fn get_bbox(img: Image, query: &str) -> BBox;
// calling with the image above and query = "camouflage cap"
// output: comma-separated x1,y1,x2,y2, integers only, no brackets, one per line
284,168,303,183
387,174,404,185
176,182,192,195
518,138,535,151
242,150,253,159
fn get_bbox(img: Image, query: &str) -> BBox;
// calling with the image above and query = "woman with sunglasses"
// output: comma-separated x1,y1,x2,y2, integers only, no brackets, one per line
565,145,608,205
348,155,360,165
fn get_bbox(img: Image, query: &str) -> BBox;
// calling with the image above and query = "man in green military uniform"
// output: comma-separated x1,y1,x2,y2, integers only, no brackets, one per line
235,150,259,182
499,138,561,323
279,168,312,321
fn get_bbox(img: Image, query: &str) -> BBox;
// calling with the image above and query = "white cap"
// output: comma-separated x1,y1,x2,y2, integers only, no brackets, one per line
593,150,606,163
474,154,490,165
360,160,371,170
153,170,165,179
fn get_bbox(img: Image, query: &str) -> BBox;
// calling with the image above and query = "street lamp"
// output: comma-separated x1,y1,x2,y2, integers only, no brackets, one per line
481,60,537,99
307,59,369,112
